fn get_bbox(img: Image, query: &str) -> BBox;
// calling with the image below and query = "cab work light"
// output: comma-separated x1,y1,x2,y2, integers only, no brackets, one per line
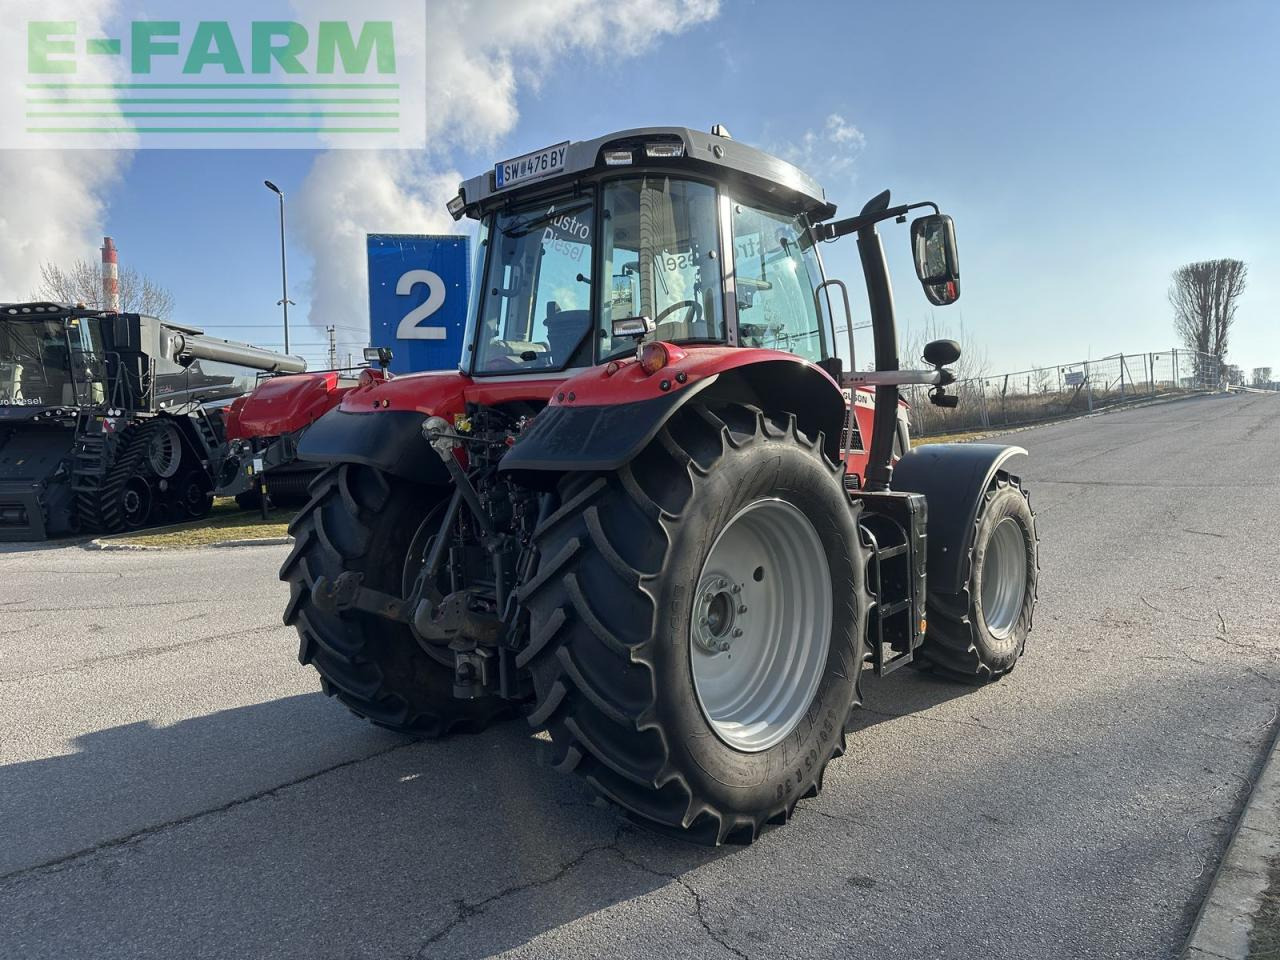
363,346,393,371
603,148,633,166
644,142,684,159
446,192,466,220
612,315,654,338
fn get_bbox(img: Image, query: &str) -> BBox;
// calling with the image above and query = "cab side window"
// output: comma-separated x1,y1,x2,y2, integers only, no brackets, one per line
730,203,827,363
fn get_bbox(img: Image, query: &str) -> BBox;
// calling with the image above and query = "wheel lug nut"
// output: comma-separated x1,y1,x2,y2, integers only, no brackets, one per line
732,628,743,638
718,641,730,652
731,584,741,594
738,604,747,614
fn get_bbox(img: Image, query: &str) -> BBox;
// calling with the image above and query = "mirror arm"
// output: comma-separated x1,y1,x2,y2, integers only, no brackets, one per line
817,200,939,242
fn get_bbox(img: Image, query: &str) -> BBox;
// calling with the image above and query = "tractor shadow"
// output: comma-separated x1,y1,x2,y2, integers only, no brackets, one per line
851,662,990,734
0,692,731,958
0,667,984,958
1,655,1266,959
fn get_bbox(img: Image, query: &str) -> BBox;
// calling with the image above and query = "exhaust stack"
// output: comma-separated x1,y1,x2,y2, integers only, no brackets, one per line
101,237,120,312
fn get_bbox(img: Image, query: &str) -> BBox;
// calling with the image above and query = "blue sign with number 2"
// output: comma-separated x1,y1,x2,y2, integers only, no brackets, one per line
367,234,470,374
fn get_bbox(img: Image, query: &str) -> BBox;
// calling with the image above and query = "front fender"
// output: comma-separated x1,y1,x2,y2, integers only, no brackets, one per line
499,350,846,482
890,443,1028,595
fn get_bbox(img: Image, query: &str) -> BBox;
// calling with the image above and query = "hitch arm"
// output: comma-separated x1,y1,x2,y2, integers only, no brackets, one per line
311,571,412,623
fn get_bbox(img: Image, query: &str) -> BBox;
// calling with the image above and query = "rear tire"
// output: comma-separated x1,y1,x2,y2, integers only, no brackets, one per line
521,402,868,844
918,473,1038,682
279,463,512,735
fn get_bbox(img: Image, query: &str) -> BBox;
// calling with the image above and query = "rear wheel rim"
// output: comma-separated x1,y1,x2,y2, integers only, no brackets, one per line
981,517,1027,639
689,498,832,753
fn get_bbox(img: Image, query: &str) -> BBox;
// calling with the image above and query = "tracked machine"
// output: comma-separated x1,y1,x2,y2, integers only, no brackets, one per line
280,125,1040,842
0,303,304,540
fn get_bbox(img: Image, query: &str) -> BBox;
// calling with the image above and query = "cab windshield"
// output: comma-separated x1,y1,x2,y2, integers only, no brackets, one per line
474,196,595,373
0,317,105,407
599,176,725,361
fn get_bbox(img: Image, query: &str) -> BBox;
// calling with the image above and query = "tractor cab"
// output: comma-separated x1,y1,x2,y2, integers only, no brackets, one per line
451,126,845,380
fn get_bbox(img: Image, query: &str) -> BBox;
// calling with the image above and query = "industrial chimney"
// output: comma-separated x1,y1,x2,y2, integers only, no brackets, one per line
101,237,120,312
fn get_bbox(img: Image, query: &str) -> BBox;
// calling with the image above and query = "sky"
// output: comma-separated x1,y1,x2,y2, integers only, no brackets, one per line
3,0,1277,377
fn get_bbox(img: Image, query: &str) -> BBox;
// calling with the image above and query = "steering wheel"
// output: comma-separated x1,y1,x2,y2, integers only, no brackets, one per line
654,299,702,328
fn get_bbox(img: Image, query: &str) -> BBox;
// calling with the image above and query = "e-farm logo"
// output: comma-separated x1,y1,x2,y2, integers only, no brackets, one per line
4,4,426,149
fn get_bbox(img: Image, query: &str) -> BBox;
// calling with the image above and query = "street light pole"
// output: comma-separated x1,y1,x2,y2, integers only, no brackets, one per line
264,180,293,355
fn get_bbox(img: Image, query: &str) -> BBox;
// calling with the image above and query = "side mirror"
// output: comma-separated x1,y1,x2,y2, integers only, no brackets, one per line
910,214,960,306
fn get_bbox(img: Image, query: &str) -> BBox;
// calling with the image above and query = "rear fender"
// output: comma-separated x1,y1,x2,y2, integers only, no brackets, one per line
499,349,846,481
296,372,472,484
890,443,1028,595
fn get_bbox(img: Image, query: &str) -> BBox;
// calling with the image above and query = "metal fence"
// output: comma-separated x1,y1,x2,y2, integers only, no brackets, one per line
904,349,1230,438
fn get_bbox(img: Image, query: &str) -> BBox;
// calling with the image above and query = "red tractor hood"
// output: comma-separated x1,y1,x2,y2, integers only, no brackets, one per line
229,371,352,439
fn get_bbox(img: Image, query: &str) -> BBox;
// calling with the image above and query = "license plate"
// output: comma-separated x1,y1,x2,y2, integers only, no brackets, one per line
495,141,569,190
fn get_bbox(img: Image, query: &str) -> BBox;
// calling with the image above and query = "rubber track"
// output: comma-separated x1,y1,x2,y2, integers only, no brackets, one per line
76,420,158,534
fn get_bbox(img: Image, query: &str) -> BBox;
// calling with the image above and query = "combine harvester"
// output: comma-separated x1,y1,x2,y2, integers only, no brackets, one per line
276,124,1040,842
0,303,303,540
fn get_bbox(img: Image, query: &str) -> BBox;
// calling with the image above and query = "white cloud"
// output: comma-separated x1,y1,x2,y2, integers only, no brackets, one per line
0,0,130,300
295,0,720,355
778,111,866,180
825,113,866,148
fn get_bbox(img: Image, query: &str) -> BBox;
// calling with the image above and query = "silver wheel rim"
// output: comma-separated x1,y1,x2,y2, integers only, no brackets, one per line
689,498,832,753
981,517,1027,639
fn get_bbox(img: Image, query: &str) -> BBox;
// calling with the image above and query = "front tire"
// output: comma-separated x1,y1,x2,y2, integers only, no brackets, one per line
521,403,868,844
918,473,1038,681
280,463,512,735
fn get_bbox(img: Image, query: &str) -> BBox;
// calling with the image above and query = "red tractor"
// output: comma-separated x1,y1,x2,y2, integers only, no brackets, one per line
280,125,1038,843
218,368,363,511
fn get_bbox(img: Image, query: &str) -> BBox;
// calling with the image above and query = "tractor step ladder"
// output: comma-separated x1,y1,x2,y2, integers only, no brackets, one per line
853,491,929,677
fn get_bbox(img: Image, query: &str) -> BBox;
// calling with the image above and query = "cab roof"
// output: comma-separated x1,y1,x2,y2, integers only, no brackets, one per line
454,125,838,222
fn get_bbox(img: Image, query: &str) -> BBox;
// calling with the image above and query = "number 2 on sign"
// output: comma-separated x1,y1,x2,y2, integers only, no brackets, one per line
395,269,447,340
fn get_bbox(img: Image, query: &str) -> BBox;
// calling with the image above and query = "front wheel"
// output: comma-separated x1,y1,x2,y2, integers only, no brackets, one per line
918,473,1038,681
520,402,868,844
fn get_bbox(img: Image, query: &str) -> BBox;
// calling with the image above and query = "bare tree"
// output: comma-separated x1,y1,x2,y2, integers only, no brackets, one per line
1168,259,1247,362
1032,366,1052,394
1252,367,1272,388
35,259,176,318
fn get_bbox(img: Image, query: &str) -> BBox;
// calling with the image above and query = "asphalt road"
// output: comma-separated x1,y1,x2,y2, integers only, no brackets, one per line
1,392,1278,959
